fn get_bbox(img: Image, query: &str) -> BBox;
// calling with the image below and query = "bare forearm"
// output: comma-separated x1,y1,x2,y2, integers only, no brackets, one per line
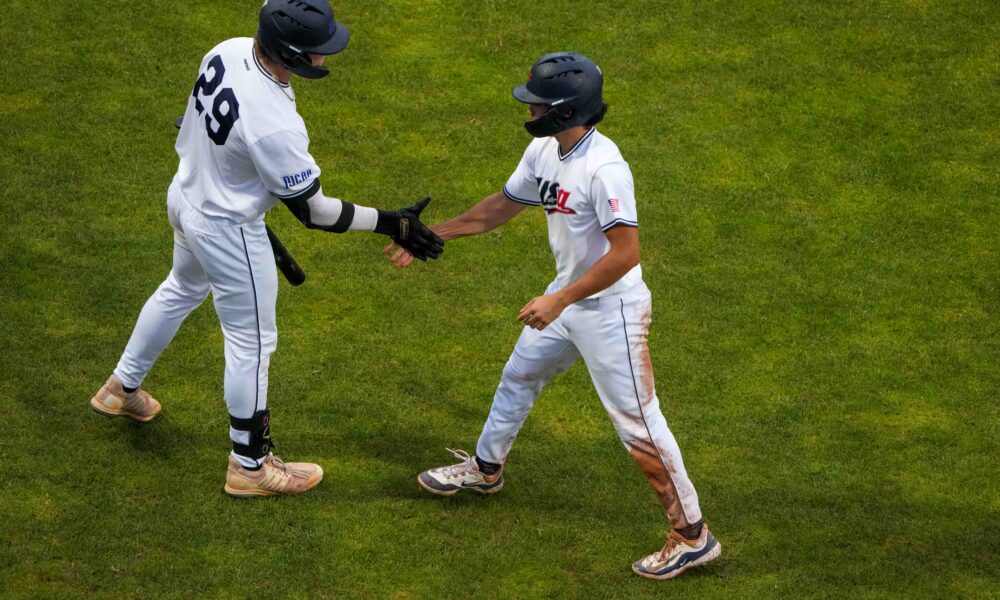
517,230,640,331
433,191,525,241
555,250,639,306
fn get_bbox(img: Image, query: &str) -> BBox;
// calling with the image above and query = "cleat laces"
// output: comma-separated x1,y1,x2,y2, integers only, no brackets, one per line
657,532,683,561
440,448,478,479
269,455,313,479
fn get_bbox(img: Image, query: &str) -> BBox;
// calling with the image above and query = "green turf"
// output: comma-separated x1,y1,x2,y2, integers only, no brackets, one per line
2,0,998,598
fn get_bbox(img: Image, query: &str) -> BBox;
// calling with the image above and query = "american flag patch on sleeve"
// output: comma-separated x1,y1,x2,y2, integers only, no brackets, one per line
608,198,621,213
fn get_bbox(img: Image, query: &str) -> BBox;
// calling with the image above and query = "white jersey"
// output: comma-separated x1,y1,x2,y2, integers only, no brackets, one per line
173,37,321,224
503,128,642,298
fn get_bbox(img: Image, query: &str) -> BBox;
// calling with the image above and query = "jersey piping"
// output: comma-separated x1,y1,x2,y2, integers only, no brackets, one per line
503,186,541,206
251,45,290,89
272,177,320,202
601,217,639,231
558,127,597,161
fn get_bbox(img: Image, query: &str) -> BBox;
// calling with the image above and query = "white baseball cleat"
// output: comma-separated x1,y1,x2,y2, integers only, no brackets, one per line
417,448,504,496
632,525,722,580
89,374,162,423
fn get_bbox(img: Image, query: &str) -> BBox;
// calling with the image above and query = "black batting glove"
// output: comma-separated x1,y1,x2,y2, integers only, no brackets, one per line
375,197,444,261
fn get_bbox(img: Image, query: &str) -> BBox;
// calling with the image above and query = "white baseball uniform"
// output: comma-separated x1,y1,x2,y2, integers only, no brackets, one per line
476,127,703,528
114,37,363,467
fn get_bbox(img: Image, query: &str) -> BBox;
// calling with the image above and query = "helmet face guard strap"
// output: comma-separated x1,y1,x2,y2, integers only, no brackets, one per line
525,105,570,137
281,46,330,79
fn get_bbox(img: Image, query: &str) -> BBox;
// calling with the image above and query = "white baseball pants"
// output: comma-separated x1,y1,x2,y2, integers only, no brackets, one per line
114,182,277,465
476,282,703,528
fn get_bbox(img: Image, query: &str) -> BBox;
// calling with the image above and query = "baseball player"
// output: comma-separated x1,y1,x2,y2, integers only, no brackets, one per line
387,53,720,579
89,0,443,497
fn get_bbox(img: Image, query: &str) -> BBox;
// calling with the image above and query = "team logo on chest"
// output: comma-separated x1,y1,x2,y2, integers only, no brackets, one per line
536,177,576,215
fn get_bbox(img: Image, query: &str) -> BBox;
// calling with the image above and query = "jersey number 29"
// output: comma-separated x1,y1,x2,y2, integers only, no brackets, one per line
191,55,240,145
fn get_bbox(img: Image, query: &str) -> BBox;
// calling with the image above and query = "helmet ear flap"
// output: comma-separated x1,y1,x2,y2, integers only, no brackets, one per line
286,50,330,79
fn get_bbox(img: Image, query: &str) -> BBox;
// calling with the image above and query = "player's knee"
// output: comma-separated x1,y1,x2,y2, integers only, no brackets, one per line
224,330,263,359
157,274,209,304
501,357,547,385
488,398,534,424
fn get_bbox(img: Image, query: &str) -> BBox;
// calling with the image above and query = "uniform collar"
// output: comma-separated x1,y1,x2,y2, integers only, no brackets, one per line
252,46,291,89
557,127,596,161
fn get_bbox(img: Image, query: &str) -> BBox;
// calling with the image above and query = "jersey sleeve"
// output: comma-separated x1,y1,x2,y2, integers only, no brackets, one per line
591,162,638,231
248,129,322,201
503,143,541,206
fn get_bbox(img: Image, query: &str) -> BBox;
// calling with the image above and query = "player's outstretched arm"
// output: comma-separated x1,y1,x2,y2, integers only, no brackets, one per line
280,188,444,260
384,190,526,269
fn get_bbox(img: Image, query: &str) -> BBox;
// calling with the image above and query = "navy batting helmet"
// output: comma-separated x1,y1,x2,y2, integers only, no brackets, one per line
257,0,350,79
512,52,604,137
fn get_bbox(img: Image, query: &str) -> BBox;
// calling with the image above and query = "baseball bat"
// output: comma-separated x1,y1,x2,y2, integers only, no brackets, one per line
266,224,306,286
175,115,306,286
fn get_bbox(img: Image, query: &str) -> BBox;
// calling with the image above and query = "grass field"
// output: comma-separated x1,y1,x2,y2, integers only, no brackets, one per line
2,0,999,598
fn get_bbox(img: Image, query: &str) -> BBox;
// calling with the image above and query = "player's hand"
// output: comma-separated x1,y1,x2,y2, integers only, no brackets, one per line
382,241,417,269
517,294,569,330
382,216,446,268
375,197,445,261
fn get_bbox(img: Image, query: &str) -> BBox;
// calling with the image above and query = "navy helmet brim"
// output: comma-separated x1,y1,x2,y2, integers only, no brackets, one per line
310,21,350,55
512,83,553,105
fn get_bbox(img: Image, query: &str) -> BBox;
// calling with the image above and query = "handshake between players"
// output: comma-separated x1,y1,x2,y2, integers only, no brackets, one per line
90,0,718,581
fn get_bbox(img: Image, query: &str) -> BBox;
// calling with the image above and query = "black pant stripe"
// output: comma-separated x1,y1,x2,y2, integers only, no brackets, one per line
239,228,262,415
620,298,689,524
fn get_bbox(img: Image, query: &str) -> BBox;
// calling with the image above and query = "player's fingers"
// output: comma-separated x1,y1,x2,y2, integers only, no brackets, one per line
518,299,540,320
383,242,399,256
411,196,431,216
424,243,442,259
418,232,444,255
412,245,429,261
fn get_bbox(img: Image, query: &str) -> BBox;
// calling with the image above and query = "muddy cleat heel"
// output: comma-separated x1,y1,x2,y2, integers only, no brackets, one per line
89,375,162,423
632,525,721,580
224,453,323,497
417,448,504,496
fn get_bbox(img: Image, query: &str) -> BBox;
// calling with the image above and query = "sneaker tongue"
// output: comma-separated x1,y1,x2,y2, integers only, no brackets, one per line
670,528,698,547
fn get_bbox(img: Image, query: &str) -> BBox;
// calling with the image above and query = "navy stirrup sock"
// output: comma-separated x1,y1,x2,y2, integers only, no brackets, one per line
475,456,501,475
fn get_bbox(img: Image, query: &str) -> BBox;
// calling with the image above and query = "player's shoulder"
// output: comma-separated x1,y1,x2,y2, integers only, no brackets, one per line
215,37,253,56
230,39,308,144
585,129,631,175
522,136,553,159
587,129,626,161
201,37,253,64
